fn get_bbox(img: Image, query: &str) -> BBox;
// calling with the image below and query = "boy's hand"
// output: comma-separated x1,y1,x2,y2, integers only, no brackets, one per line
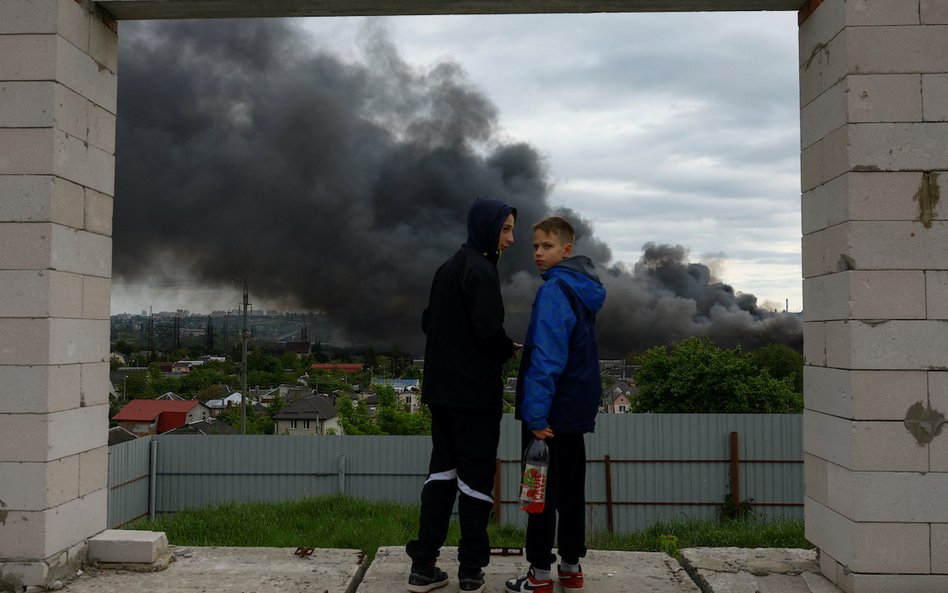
531,427,554,439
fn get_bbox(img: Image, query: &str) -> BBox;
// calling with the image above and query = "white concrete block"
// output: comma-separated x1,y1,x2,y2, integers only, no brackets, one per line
801,126,848,192
48,318,110,364
922,0,948,24
0,128,55,174
846,573,948,593
82,275,111,320
0,364,81,414
801,172,925,235
0,319,52,366
803,323,826,366
0,457,78,510
827,319,948,370
88,530,170,564
805,497,853,569
849,471,948,522
929,272,948,319
804,453,828,506
804,271,926,321
0,561,51,591
87,102,116,154
0,176,85,228
0,81,55,127
846,0,921,25
57,0,92,54
53,82,88,142
804,409,929,472
78,446,107,497
0,34,57,80
934,523,948,574
54,129,115,195
848,123,948,171
801,78,846,150
800,26,849,109
55,35,117,114
801,223,848,279
0,222,54,269
817,548,842,587
848,74,922,123
0,508,46,558
48,404,107,461
850,25,948,74
80,361,110,406
0,0,58,34
804,366,928,420
84,188,113,236
799,0,845,67
0,412,49,462
0,270,82,318
44,488,107,557
923,74,948,121
88,12,118,74
852,522,930,574
50,225,112,277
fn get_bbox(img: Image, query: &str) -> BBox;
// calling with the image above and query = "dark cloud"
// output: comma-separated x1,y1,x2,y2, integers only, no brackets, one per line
114,18,801,356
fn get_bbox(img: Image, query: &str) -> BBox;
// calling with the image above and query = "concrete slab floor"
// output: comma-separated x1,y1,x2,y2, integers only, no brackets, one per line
61,547,367,593
680,548,843,593
359,546,701,593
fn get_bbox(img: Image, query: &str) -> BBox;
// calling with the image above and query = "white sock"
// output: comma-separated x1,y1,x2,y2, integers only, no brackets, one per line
531,566,552,580
559,561,580,573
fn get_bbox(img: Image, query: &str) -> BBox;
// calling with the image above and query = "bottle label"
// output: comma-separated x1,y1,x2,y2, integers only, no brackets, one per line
519,463,547,513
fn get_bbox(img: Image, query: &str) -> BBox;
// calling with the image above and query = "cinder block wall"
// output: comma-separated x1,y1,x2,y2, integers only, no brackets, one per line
800,1,948,592
0,0,115,588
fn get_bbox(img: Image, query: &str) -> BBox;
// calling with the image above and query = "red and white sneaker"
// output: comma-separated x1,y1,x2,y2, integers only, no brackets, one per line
504,566,554,593
557,564,584,591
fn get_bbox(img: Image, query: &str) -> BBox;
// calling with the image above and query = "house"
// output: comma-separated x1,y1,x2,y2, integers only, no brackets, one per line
107,426,138,445
112,399,212,436
156,391,185,401
372,378,420,392
164,419,239,436
272,394,342,435
171,360,206,374
603,382,636,414
204,392,250,417
310,363,363,374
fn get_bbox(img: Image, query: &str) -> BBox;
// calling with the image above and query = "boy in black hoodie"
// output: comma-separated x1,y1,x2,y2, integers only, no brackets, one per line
406,197,518,593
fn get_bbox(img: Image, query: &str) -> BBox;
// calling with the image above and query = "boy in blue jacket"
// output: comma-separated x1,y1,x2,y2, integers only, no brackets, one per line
506,216,606,593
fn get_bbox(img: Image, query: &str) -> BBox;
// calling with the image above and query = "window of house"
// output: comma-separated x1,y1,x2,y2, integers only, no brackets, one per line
619,405,627,412
304,420,310,430
405,396,412,405
291,420,297,429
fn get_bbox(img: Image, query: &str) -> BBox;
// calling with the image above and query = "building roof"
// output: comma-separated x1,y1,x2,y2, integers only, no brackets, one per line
112,399,203,422
108,426,139,446
164,419,239,436
311,363,363,373
272,394,338,421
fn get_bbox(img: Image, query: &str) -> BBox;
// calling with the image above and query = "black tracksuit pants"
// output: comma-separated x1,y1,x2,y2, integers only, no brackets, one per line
406,404,502,574
522,424,588,570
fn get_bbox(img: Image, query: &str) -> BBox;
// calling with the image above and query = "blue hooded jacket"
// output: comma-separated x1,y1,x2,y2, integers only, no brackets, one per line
515,255,606,433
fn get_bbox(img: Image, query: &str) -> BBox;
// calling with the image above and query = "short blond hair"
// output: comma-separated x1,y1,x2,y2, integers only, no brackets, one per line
532,216,575,245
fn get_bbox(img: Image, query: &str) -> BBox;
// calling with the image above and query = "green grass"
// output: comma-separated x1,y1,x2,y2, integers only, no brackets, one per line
127,495,810,560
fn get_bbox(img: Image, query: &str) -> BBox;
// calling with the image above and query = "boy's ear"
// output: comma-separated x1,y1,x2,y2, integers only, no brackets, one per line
563,242,573,257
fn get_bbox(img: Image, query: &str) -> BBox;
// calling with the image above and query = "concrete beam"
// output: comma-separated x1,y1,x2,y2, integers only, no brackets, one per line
96,0,807,20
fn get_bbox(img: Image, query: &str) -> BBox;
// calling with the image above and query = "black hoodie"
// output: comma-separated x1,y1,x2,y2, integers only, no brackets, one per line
421,197,517,412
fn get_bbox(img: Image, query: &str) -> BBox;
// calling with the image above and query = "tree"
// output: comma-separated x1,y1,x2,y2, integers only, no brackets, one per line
336,386,432,435
631,337,802,413
746,343,804,394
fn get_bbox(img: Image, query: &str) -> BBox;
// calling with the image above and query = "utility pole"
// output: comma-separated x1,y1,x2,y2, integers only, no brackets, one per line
240,280,250,435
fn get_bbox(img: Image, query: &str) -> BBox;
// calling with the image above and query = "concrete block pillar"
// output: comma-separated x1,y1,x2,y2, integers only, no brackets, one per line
800,1,948,591
0,0,115,588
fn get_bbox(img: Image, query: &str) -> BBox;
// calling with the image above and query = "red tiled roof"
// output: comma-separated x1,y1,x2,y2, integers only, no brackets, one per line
310,363,363,373
112,399,200,422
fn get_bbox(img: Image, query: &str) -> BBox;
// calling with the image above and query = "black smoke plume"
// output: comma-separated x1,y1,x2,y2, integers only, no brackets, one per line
114,19,801,357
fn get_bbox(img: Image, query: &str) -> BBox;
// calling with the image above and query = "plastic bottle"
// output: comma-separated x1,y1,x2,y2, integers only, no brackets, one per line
519,438,550,513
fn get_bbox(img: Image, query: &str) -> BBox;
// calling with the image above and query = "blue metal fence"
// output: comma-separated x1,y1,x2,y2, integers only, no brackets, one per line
107,413,802,532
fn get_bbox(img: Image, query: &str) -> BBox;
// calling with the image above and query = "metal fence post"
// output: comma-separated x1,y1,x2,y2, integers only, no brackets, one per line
148,437,158,520
729,431,740,509
604,454,614,533
493,458,502,524
338,455,347,496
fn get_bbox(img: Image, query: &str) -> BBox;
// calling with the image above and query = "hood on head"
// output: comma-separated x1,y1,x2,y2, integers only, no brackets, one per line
545,255,606,314
465,196,517,262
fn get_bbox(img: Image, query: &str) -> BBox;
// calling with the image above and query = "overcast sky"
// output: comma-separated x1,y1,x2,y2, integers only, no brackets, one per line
112,10,803,316
306,11,802,309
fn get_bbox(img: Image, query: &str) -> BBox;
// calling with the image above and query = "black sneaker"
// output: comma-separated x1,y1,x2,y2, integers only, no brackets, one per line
407,564,449,593
459,570,486,593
